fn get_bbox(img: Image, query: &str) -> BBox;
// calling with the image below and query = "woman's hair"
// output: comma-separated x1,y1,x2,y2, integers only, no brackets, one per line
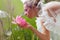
21,0,41,5
21,0,44,10
21,0,44,5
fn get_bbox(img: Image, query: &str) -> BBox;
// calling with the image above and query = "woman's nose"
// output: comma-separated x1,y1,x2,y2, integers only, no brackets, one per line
24,8,28,12
24,9,28,15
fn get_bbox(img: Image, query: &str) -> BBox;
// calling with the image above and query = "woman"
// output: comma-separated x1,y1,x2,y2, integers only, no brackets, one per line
13,0,60,40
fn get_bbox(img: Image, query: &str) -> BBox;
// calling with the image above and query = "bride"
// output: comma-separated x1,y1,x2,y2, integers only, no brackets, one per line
36,1,60,40
13,0,60,40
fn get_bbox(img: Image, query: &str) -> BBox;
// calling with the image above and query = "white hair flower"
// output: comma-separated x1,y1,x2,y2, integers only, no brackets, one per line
21,0,36,4
21,0,31,3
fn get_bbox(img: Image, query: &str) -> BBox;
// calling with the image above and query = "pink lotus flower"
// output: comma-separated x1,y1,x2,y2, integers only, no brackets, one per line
15,16,28,27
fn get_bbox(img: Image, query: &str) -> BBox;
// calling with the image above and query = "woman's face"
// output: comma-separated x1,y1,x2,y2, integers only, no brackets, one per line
24,3,39,18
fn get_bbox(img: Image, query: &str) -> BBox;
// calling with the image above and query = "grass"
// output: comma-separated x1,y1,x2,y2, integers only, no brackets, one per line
0,0,38,40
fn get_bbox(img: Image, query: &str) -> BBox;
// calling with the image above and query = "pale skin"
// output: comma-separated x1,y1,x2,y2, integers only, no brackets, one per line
23,1,60,40
12,1,60,40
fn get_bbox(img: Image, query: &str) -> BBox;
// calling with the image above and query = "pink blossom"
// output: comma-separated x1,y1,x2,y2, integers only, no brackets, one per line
15,16,27,27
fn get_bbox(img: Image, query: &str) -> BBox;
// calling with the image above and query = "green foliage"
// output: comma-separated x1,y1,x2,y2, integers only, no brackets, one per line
0,0,38,40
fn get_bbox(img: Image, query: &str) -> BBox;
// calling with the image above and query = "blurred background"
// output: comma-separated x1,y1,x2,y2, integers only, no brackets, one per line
0,0,60,40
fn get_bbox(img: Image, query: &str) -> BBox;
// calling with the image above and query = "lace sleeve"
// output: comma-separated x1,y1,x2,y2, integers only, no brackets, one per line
44,18,56,32
44,18,60,35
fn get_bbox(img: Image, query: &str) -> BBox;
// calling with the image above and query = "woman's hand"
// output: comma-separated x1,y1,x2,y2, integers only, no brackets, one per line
12,16,30,29
40,20,50,40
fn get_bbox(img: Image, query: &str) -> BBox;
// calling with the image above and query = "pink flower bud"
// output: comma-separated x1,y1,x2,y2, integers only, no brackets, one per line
15,16,27,27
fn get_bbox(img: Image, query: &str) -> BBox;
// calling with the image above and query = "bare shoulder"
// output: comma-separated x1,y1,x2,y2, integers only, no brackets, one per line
44,1,60,10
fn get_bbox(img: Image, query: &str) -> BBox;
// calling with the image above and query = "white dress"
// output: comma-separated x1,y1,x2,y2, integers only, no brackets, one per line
36,2,60,40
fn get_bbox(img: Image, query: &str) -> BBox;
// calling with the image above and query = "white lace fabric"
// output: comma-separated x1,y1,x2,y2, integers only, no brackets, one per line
36,9,60,40
36,1,60,40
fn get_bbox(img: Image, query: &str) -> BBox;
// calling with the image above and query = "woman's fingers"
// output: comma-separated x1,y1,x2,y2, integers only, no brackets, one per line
12,17,15,21
12,17,17,24
12,21,17,24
